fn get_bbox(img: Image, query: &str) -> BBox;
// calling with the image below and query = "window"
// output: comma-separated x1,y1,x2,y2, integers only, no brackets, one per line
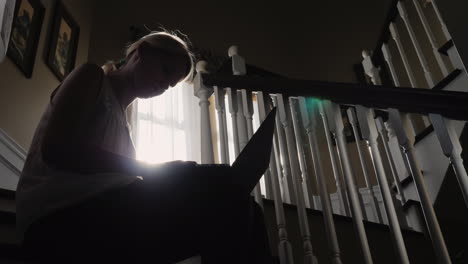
134,82,201,164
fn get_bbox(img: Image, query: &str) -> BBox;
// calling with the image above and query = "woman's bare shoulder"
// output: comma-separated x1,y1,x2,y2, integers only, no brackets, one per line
66,63,103,82
51,63,104,104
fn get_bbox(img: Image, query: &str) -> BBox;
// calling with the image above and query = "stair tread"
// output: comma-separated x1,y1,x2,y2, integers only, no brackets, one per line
438,39,454,56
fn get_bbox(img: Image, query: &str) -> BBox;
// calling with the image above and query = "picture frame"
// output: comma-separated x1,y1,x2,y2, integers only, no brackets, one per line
45,0,79,81
7,0,45,78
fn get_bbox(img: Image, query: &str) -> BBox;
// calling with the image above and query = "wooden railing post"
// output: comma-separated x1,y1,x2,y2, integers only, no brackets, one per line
398,1,435,87
214,86,229,164
257,92,294,264
412,0,449,76
380,43,417,140
347,108,383,223
427,0,451,41
324,101,373,264
429,114,468,207
318,102,351,217
299,97,343,264
356,106,410,264
194,61,215,164
229,46,263,207
226,87,240,157
389,23,418,87
272,97,296,205
388,109,452,264
375,117,407,205
276,94,318,264
290,98,319,209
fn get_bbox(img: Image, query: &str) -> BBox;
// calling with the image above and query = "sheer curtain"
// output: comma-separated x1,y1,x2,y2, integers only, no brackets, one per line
129,82,201,164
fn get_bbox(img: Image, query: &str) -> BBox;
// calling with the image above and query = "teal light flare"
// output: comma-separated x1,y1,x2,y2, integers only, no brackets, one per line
304,97,322,112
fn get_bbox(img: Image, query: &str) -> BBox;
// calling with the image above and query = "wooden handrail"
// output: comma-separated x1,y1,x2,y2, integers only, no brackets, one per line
202,73,468,121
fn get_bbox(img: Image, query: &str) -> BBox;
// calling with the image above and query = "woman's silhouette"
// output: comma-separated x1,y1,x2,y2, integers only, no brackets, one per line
18,31,272,263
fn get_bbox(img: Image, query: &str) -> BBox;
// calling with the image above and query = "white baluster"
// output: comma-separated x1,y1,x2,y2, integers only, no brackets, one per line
347,108,383,223
257,92,274,199
426,0,451,41
379,44,419,139
323,101,373,264
361,50,382,85
375,116,412,230
257,92,294,264
412,0,449,76
214,87,229,164
236,90,249,150
277,94,318,264
355,106,410,263
375,117,407,204
290,98,319,209
398,1,436,87
429,114,468,207
226,88,240,157
273,128,287,202
389,23,418,87
273,96,296,205
230,45,263,206
194,61,214,164
300,97,343,264
319,101,350,216
241,89,263,205
388,109,452,263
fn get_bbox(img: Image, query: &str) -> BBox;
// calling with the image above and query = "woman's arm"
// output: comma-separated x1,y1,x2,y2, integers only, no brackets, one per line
41,63,155,177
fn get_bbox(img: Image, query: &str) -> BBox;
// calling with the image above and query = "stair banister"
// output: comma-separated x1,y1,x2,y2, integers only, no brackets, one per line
236,90,249,155
226,87,241,156
412,0,450,76
194,61,215,164
213,86,229,164
299,97,343,264
380,43,418,139
257,91,295,264
347,108,383,223
427,0,451,41
230,46,263,207
375,115,410,231
388,110,452,263
388,22,418,88
256,93,274,199
362,49,452,262
273,96,296,205
200,73,468,121
429,113,468,207
375,116,407,205
289,98,318,209
324,101,374,264
355,106,411,264
397,1,435,87
275,94,318,264
319,102,350,217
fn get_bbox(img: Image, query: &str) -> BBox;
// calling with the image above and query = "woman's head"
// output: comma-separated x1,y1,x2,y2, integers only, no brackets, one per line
126,31,195,83
103,30,196,99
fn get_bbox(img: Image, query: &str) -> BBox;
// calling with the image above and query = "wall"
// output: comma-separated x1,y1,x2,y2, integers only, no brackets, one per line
0,0,95,150
89,0,392,82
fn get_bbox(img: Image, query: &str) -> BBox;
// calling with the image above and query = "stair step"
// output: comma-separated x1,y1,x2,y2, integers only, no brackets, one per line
438,39,454,56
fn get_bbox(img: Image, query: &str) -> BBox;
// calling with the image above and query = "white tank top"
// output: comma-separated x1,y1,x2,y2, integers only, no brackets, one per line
16,69,139,240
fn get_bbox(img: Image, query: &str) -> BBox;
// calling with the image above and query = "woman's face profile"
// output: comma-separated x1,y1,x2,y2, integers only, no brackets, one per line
131,43,189,99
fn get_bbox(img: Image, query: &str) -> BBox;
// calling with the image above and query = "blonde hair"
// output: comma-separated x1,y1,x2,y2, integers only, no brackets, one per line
102,30,195,83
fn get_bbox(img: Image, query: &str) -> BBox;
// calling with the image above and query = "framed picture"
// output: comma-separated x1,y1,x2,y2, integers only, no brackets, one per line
7,0,45,78
45,1,79,81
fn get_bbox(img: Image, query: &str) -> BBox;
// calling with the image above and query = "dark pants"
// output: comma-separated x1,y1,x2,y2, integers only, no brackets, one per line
23,163,272,263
